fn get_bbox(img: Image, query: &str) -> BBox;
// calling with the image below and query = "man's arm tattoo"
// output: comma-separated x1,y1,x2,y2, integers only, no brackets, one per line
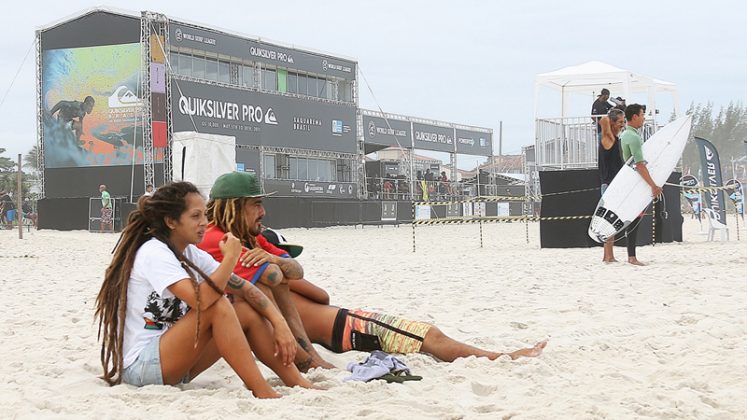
296,337,311,352
296,356,313,372
244,284,269,310
278,259,304,280
228,273,246,290
266,270,281,286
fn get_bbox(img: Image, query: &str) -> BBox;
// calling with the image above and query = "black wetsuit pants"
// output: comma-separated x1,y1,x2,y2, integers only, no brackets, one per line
626,216,641,257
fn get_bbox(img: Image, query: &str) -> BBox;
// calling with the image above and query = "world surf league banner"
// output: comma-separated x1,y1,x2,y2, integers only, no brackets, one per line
680,174,702,213
695,137,726,222
725,179,744,216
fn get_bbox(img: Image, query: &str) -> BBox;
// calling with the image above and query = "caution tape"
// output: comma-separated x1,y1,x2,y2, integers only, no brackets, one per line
412,186,601,206
411,214,592,225
665,183,736,193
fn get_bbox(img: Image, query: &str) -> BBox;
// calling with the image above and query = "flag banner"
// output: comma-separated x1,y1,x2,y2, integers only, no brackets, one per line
695,137,726,223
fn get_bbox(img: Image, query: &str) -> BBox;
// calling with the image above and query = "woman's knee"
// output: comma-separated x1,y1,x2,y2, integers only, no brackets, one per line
206,296,235,319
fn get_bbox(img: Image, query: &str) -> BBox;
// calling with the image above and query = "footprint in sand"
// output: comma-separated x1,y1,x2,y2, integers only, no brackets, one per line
471,381,497,396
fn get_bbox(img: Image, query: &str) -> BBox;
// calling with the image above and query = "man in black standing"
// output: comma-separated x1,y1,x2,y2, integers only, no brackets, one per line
591,88,613,140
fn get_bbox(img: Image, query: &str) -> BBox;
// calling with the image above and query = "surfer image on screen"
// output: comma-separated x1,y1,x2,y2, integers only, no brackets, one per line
620,104,662,266
598,108,627,263
47,96,95,142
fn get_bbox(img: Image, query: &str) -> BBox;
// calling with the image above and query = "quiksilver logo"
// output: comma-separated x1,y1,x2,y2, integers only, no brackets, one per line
178,95,278,125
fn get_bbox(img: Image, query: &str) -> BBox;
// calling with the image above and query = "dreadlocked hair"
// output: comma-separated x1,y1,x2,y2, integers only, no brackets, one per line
94,181,223,386
206,197,257,249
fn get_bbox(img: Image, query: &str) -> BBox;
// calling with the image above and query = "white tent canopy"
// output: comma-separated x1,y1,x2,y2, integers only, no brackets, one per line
534,61,680,119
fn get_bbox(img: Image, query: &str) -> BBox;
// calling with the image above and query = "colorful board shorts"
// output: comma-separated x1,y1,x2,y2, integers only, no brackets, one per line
329,308,432,354
101,207,113,225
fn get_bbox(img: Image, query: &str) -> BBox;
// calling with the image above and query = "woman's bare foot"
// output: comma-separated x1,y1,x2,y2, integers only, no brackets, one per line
251,387,282,399
602,258,619,263
507,340,548,360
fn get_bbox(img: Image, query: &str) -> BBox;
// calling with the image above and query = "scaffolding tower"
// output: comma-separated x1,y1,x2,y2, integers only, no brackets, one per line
35,30,44,197
140,11,173,188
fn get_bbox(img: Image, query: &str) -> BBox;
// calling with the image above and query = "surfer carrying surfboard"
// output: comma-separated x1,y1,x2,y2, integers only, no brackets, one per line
620,104,663,266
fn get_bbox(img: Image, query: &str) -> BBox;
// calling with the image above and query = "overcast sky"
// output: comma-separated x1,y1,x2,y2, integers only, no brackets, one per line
1,0,745,164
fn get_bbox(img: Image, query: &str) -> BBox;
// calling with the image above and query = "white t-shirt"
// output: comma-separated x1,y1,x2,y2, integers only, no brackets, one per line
123,238,220,368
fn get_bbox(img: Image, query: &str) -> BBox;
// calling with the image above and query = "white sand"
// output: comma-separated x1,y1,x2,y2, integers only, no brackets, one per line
1,219,745,419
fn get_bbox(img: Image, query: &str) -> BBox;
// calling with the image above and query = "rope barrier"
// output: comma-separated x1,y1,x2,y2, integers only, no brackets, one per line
479,219,483,248
412,214,592,226
651,200,656,247
666,183,736,193
411,186,601,207
411,201,416,252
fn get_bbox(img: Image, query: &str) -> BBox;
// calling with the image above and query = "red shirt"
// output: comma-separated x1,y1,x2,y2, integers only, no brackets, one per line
198,224,289,285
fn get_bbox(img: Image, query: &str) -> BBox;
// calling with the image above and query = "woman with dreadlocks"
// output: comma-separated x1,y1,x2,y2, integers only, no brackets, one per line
95,181,315,398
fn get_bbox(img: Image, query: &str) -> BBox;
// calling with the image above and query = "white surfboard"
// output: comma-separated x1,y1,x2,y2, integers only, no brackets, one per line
588,115,692,243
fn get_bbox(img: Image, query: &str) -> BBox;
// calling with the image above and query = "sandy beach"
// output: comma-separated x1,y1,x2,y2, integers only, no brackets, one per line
1,218,745,419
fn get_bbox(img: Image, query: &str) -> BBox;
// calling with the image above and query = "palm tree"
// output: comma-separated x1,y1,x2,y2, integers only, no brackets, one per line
23,145,41,174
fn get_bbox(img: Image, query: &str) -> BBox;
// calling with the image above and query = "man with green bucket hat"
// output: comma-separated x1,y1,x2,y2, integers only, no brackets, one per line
198,171,334,371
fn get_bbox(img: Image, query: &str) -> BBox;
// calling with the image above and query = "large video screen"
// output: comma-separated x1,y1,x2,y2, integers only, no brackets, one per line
42,43,148,168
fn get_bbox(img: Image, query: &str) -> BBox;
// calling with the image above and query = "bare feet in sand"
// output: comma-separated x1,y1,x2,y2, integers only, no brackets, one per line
627,257,647,266
602,258,619,263
506,340,548,360
296,356,335,372
252,387,282,399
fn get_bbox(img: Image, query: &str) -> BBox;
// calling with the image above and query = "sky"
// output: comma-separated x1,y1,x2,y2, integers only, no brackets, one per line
1,0,745,166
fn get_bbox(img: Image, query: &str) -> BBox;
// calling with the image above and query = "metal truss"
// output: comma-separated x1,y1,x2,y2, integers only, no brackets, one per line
35,31,44,197
140,12,155,189
355,111,366,198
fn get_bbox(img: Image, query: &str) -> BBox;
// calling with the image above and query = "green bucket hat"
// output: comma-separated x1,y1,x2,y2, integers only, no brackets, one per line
209,171,276,200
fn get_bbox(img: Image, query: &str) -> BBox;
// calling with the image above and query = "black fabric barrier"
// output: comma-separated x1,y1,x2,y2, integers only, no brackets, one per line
539,169,682,248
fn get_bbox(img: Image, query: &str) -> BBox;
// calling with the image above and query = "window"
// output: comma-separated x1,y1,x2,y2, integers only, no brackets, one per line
298,157,308,180
337,159,351,182
242,64,254,88
307,159,318,181
230,63,240,85
340,81,352,102
192,55,206,79
318,77,327,98
177,53,191,77
319,159,335,181
276,154,289,179
277,68,287,93
326,80,335,100
205,57,218,81
218,60,230,83
287,72,298,94
298,74,307,96
263,154,276,179
262,68,276,91
288,157,299,180
168,52,178,73
307,76,317,98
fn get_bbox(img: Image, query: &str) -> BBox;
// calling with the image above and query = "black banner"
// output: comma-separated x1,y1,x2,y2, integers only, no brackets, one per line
263,178,357,198
695,137,727,223
172,80,356,153
170,23,356,81
362,114,411,148
455,128,492,156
